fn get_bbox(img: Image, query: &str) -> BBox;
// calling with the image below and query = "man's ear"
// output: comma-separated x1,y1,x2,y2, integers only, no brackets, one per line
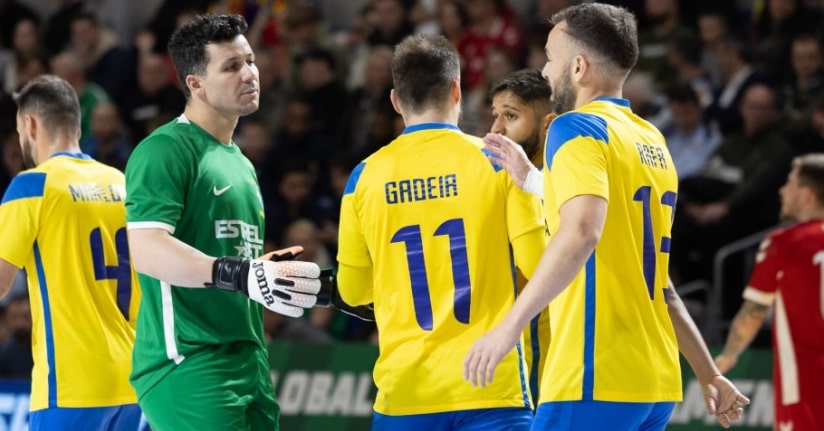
571,54,588,84
186,74,203,98
24,114,37,141
451,77,461,104
389,89,403,115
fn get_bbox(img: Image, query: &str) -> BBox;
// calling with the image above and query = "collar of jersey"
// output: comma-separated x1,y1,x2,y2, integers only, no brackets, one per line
402,123,460,135
592,96,630,107
51,151,92,160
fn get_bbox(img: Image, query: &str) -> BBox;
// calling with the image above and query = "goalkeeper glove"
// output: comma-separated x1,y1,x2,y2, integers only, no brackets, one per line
317,268,375,321
208,256,320,317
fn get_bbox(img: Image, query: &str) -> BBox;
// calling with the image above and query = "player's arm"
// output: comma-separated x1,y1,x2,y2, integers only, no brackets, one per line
0,258,19,301
128,228,320,317
715,300,770,373
464,194,605,387
323,263,375,321
483,133,543,198
665,283,750,428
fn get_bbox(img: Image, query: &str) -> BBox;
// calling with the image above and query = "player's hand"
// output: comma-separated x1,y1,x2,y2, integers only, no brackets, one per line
209,256,321,317
463,324,520,388
702,375,750,428
483,133,535,190
714,353,737,374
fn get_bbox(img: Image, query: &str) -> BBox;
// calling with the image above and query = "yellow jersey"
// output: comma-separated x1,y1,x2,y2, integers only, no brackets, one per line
540,98,681,403
337,123,547,415
0,153,139,411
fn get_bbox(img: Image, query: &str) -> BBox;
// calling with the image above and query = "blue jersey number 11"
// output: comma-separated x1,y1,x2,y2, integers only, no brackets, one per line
391,218,471,331
89,227,132,320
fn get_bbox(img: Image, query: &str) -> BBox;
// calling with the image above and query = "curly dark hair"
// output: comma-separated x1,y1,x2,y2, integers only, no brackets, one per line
167,14,248,99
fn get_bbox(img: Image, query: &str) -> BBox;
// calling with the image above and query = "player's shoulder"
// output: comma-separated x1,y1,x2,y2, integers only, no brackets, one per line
1,169,47,204
548,111,609,145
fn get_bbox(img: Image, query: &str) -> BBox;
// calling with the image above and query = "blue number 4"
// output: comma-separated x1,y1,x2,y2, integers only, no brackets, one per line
90,227,132,320
391,218,471,331
633,186,676,300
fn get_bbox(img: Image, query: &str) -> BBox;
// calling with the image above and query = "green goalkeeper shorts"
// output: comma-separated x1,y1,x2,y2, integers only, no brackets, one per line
138,341,279,431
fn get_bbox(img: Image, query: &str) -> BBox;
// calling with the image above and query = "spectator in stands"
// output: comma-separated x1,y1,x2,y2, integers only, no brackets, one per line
749,0,823,85
696,9,734,88
69,12,133,104
43,0,86,57
120,53,185,142
705,36,765,135
458,0,523,89
0,293,32,380
0,0,38,51
715,153,824,431
673,83,794,287
296,47,353,150
1,17,43,95
779,33,824,136
50,50,110,142
437,0,468,47
635,0,694,91
82,103,133,171
265,162,335,249
271,98,335,185
366,0,414,48
350,46,394,157
461,46,518,136
662,84,722,179
666,33,714,108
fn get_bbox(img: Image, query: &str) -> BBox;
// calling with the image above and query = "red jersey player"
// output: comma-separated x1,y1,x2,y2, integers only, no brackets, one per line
716,153,824,431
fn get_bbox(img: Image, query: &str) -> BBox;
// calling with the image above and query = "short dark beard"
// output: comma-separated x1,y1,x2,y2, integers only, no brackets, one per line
21,138,35,169
552,74,577,115
520,128,542,164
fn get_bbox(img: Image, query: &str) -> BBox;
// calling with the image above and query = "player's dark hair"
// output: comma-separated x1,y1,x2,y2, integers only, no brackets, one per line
168,13,248,99
391,34,460,115
551,3,639,75
795,154,824,205
13,74,81,135
489,68,553,116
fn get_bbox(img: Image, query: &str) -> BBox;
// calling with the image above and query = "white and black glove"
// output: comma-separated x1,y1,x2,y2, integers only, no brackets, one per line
208,255,320,317
317,268,375,321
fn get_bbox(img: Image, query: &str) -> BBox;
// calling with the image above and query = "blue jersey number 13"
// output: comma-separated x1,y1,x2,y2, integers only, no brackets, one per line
633,186,676,300
391,218,471,331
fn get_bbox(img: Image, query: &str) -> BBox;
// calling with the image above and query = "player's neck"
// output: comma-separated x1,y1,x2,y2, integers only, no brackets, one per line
575,83,623,109
403,108,459,128
797,207,824,223
36,135,81,164
182,104,238,145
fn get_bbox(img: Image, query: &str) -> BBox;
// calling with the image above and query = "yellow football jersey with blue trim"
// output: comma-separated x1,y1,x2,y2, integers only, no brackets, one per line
0,153,139,411
540,98,681,403
337,123,547,415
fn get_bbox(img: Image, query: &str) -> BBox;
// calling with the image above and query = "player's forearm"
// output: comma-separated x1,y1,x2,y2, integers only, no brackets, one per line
719,300,768,361
666,286,721,385
522,167,544,199
127,228,214,287
336,262,374,306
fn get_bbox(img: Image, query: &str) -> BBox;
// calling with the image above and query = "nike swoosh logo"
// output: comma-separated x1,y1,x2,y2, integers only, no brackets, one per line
213,184,232,196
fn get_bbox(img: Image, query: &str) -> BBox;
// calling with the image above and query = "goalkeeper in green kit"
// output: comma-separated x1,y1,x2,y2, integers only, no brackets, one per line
124,13,368,431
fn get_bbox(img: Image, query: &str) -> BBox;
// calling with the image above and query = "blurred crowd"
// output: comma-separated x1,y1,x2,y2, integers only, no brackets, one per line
0,0,823,373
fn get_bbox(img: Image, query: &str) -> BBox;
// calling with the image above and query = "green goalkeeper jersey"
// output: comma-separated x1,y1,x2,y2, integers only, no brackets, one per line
125,115,267,395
